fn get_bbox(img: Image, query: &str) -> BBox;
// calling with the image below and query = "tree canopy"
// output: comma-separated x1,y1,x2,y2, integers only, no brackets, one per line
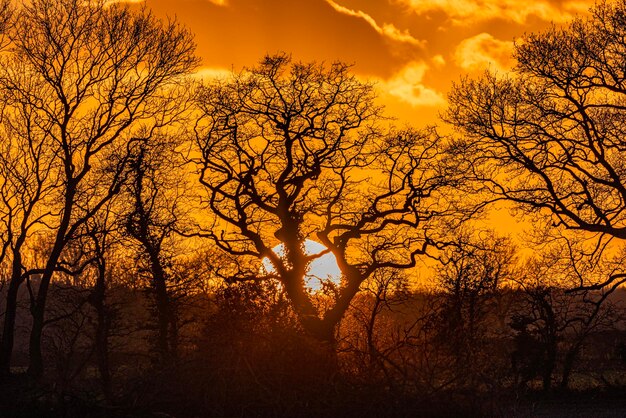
0,0,198,377
193,54,456,341
448,0,626,246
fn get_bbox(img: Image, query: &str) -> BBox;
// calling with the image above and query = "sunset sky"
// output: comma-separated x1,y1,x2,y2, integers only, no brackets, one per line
136,0,595,125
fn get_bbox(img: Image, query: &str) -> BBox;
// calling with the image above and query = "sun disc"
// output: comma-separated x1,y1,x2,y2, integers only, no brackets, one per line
262,239,342,291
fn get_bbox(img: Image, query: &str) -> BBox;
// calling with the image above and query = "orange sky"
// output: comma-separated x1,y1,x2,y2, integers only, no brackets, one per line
121,0,597,244
133,0,595,125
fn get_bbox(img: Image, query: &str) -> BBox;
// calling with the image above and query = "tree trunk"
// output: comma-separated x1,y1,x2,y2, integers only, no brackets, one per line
150,252,173,364
27,268,55,378
169,312,179,361
27,230,68,377
91,258,112,400
0,274,22,378
0,247,27,378
542,334,557,392
27,303,45,378
539,293,557,393
28,185,75,378
560,341,584,390
366,295,381,372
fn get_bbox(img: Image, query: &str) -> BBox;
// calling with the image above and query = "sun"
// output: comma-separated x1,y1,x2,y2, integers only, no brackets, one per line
262,240,342,291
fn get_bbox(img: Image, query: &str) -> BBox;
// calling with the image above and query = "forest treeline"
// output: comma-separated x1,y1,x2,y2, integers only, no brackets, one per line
2,0,626,417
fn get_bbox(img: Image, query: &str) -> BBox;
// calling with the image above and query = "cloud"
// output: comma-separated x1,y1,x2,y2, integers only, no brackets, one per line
192,62,447,109
454,33,514,72
432,54,445,68
192,67,232,80
325,0,425,47
376,62,445,107
397,0,589,24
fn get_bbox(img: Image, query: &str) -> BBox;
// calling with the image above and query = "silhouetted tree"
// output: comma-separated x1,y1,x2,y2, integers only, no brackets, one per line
341,268,410,381
510,243,623,392
0,0,10,45
81,205,120,400
435,230,516,388
0,118,61,377
0,0,198,377
193,54,458,347
123,138,192,363
447,0,626,289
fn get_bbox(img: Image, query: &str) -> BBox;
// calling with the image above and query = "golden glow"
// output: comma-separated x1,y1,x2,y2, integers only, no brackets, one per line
137,0,595,127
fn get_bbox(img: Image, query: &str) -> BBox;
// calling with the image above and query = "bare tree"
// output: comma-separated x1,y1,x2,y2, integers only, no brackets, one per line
0,0,198,377
446,0,626,283
0,0,10,46
340,269,410,379
192,54,458,347
0,72,60,378
510,242,623,392
435,230,516,388
123,137,193,364
79,203,120,400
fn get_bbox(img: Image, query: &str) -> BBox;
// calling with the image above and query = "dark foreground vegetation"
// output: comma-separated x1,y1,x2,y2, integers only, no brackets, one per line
3,0,626,416
3,276,626,418
4,275,626,418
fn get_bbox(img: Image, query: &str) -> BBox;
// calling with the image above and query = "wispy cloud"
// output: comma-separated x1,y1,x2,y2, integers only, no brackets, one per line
454,33,513,72
325,0,425,47
397,0,589,24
